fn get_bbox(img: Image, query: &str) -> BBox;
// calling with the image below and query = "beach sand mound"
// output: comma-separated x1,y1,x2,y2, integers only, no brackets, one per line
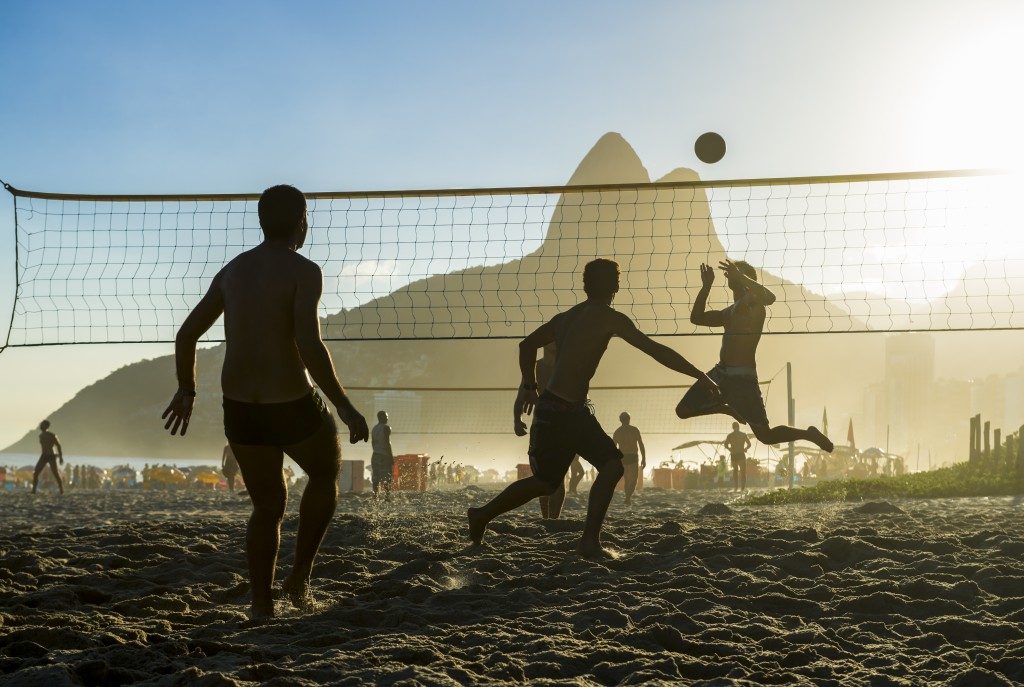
851,500,906,515
1,489,1021,685
697,502,733,516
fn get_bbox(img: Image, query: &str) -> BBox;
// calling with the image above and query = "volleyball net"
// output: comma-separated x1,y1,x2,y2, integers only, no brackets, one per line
3,169,1022,348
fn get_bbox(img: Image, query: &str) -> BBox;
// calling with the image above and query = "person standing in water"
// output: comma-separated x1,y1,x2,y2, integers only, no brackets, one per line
677,260,833,454
161,184,369,619
612,412,645,506
32,420,64,495
467,259,719,557
222,444,240,492
371,411,395,500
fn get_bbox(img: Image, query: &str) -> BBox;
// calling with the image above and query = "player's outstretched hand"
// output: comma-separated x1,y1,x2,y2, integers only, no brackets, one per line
338,403,369,444
700,263,715,288
718,259,740,280
162,389,195,436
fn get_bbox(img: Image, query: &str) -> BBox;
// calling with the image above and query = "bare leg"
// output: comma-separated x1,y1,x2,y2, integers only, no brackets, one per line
568,460,585,494
281,420,341,604
547,483,566,519
676,399,746,425
49,461,64,495
538,494,550,519
227,475,236,492
752,424,833,452
623,460,639,505
578,458,624,558
732,465,739,491
468,476,553,545
231,444,286,618
740,459,747,491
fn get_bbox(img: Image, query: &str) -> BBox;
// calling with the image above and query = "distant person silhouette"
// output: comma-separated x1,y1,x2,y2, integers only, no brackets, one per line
32,420,64,495
677,260,833,453
716,455,729,489
162,184,369,619
612,412,645,506
723,422,751,491
468,259,719,558
222,444,240,492
567,457,586,496
371,411,395,500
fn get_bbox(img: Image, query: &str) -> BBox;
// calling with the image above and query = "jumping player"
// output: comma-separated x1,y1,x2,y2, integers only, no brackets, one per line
162,184,369,619
677,260,833,453
32,420,64,495
468,259,719,557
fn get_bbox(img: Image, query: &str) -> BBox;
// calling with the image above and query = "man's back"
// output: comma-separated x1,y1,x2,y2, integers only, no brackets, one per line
39,431,56,454
725,429,747,455
545,302,623,403
371,423,392,456
220,244,315,403
613,424,641,454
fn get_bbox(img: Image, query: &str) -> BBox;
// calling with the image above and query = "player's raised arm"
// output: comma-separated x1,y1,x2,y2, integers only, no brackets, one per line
293,260,368,444
613,313,720,395
720,259,776,306
691,263,727,327
514,319,557,435
163,270,225,436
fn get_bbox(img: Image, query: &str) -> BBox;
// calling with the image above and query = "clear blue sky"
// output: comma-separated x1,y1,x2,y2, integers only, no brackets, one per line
0,0,1021,446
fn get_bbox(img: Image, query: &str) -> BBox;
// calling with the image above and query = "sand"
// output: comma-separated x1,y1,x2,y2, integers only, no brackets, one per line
1,487,1022,686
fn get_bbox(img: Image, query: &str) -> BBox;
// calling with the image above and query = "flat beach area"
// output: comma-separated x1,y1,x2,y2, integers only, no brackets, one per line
1,488,1022,686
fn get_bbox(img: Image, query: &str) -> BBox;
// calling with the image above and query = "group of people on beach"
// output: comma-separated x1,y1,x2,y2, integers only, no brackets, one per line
160,184,834,617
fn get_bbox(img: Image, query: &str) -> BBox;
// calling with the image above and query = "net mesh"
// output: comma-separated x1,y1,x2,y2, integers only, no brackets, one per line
4,170,1022,347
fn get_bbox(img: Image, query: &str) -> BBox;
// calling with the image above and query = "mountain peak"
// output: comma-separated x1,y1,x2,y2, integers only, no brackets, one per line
565,132,650,186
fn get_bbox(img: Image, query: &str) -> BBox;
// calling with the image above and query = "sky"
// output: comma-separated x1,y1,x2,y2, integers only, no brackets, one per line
1,0,1023,448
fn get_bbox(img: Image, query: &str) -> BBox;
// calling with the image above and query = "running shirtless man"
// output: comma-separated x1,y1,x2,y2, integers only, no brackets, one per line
162,184,369,619
32,420,64,495
468,259,719,557
676,260,833,453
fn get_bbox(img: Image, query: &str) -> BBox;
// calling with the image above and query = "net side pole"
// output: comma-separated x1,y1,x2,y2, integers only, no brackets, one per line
1,179,17,356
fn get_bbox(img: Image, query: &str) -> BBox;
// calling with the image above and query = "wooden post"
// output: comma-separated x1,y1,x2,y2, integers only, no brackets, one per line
786,362,794,490
975,414,983,458
994,429,1001,461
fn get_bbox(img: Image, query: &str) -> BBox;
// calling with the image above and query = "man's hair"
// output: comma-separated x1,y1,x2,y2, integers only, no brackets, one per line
732,421,739,430
619,411,630,422
40,420,50,430
733,261,758,282
377,410,388,422
258,185,306,240
583,259,620,299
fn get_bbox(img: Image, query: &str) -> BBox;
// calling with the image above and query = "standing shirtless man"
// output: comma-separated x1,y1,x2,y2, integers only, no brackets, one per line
32,420,64,495
468,259,719,557
161,184,369,619
676,260,833,453
612,412,645,506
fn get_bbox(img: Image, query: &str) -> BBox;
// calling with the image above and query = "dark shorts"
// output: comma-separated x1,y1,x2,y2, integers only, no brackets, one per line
730,454,746,470
35,454,57,470
223,391,333,446
371,453,394,483
680,364,770,427
528,393,623,489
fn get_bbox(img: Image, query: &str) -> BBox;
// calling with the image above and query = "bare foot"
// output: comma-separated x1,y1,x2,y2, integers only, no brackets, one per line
807,426,834,453
576,540,613,560
249,600,275,620
467,507,487,546
278,575,313,609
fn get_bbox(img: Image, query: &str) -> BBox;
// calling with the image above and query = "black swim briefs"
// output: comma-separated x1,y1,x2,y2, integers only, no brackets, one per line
223,391,334,446
528,392,622,489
